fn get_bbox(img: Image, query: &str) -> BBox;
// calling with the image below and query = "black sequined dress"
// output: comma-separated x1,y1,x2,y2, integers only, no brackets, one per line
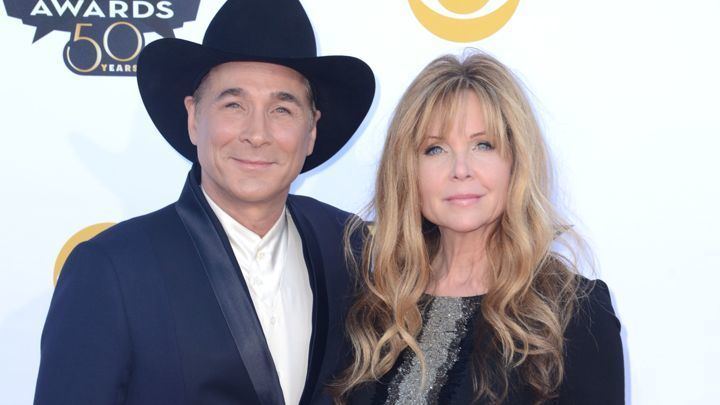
346,280,624,405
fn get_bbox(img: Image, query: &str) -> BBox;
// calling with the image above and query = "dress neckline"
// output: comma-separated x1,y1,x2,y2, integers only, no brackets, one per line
422,293,485,302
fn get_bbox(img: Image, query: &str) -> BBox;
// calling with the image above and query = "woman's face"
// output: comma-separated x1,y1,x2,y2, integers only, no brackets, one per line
418,90,512,237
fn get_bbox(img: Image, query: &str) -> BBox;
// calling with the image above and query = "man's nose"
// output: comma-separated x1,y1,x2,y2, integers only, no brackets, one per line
241,109,271,147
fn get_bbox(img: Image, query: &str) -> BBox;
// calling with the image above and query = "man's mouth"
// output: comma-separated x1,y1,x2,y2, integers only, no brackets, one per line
230,157,275,169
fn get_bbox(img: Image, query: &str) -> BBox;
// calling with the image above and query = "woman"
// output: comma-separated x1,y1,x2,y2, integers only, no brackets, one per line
333,52,624,404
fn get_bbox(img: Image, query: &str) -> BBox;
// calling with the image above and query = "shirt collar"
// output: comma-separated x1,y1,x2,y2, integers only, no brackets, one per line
201,187,288,263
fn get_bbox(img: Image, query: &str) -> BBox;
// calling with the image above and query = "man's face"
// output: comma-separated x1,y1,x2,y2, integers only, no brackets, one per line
185,61,319,212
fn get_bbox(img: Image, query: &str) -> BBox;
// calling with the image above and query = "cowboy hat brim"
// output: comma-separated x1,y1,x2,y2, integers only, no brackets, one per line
137,38,375,172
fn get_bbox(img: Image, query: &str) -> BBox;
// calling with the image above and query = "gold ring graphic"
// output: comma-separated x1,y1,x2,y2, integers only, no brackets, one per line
409,0,520,43
439,0,489,14
53,222,115,286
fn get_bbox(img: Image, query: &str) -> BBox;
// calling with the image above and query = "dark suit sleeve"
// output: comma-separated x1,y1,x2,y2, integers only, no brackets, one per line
34,242,131,405
560,280,624,405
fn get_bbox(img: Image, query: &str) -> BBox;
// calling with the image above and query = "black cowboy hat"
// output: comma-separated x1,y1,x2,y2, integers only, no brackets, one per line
137,0,375,172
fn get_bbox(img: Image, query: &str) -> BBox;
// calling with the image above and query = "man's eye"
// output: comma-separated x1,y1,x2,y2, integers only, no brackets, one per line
424,145,444,156
274,106,291,114
225,102,241,109
474,141,493,151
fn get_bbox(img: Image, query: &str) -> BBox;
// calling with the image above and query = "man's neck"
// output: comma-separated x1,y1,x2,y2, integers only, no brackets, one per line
201,185,287,238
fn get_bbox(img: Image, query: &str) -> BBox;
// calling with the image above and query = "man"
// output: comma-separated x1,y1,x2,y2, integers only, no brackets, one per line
33,0,374,404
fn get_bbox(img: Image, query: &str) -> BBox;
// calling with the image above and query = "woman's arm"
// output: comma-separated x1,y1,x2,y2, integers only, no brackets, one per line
559,279,625,404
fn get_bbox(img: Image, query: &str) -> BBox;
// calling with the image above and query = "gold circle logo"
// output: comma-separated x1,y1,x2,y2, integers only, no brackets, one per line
409,0,520,42
53,222,116,286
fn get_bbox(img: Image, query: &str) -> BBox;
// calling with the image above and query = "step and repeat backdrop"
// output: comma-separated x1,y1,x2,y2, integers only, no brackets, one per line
2,0,719,403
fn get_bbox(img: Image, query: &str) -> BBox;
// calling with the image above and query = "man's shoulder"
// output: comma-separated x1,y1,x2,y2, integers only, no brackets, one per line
87,203,180,251
57,203,184,286
287,194,354,222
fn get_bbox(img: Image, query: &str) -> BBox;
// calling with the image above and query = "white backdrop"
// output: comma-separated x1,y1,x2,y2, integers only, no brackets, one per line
2,1,719,404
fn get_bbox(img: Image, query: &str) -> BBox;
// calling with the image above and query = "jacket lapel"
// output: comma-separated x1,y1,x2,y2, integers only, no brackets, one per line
175,166,285,405
287,196,330,404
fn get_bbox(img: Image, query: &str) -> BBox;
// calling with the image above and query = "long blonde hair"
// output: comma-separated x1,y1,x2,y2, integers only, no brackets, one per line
334,52,585,404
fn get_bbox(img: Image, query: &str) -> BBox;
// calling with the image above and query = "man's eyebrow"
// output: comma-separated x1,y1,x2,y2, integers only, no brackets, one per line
272,91,302,106
215,88,245,100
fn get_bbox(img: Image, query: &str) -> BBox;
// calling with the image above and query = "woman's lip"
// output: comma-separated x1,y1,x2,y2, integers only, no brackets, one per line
445,194,483,205
445,194,483,201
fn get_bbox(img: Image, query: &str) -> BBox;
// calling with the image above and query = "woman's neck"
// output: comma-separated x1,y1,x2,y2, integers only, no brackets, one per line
427,228,491,297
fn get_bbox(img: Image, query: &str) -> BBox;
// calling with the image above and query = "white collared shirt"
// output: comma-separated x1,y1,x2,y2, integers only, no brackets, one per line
203,189,313,405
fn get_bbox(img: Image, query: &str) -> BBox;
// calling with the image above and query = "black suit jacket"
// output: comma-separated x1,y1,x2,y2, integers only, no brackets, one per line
34,166,355,405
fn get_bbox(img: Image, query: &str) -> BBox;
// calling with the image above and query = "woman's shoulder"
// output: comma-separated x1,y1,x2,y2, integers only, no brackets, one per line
570,277,621,336
561,277,625,404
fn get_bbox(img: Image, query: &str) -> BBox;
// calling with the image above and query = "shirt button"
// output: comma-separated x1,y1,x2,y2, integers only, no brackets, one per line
253,277,262,286
256,251,265,260
270,316,277,325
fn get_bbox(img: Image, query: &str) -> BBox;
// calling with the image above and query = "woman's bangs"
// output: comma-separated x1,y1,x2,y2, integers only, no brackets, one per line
416,84,467,149
473,86,511,159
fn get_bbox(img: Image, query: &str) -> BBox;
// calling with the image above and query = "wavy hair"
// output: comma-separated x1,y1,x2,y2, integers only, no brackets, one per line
333,52,586,404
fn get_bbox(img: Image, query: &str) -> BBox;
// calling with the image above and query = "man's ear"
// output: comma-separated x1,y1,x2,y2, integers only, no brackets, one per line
306,109,321,156
184,96,198,145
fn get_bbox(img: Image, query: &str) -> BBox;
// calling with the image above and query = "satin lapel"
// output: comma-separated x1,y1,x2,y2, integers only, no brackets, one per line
287,196,330,403
175,167,285,405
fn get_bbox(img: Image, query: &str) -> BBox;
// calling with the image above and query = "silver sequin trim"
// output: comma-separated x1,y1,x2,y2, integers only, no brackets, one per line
384,296,481,405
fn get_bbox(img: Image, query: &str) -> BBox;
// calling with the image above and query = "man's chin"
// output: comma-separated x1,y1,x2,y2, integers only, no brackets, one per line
228,184,289,205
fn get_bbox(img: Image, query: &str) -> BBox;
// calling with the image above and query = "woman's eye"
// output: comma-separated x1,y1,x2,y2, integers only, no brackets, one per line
474,141,493,151
424,145,444,156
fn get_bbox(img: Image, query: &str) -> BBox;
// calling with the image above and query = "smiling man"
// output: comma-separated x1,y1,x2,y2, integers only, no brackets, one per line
185,62,321,237
33,1,374,404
